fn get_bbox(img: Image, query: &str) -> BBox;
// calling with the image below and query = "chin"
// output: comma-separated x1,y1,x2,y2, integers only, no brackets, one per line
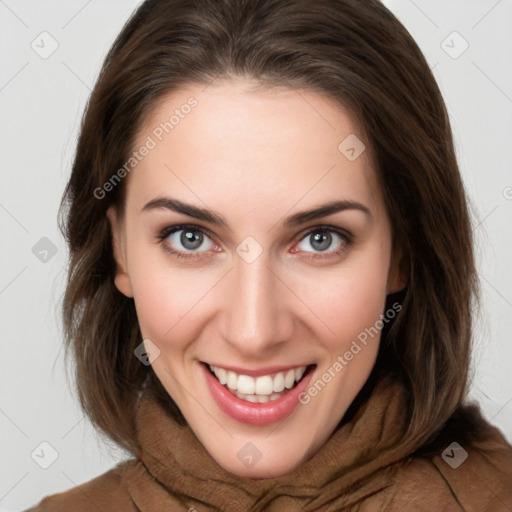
216,448,308,479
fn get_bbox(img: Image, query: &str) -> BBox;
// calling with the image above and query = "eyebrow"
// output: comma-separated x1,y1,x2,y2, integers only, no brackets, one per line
141,197,372,227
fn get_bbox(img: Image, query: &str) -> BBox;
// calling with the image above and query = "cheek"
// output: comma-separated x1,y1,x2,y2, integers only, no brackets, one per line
131,277,178,341
127,255,217,346
295,251,390,349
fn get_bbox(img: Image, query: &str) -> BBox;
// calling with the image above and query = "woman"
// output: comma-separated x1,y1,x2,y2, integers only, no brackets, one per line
27,0,512,510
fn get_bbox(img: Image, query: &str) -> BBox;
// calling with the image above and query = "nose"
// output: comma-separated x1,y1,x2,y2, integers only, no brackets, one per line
217,254,294,357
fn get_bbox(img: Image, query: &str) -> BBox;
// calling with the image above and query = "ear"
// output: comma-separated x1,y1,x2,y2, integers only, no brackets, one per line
387,243,409,294
106,206,134,298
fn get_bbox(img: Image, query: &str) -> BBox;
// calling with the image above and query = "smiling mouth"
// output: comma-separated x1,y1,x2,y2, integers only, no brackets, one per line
205,363,316,403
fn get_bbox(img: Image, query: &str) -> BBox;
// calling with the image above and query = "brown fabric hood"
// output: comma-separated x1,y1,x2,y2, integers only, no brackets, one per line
26,374,512,511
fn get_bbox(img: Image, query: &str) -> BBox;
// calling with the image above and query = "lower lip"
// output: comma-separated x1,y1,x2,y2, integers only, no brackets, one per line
201,362,316,426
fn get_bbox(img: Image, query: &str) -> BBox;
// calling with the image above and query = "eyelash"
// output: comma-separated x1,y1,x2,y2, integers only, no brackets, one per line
156,224,354,262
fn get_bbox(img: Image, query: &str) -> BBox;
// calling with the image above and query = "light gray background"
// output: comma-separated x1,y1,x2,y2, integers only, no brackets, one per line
1,1,511,510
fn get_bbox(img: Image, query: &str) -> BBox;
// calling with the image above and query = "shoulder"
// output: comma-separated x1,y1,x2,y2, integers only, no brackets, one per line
24,459,139,512
382,404,512,511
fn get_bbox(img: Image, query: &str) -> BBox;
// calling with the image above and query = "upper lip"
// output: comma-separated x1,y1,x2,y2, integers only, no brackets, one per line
203,361,315,378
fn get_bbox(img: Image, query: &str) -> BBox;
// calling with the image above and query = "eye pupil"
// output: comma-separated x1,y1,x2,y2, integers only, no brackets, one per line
310,231,331,251
181,230,203,250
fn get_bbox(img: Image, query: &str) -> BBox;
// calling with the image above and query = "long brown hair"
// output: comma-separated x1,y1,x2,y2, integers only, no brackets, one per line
60,0,479,457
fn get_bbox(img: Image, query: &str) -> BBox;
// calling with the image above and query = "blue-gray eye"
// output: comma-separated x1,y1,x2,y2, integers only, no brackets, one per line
167,229,214,252
297,229,345,253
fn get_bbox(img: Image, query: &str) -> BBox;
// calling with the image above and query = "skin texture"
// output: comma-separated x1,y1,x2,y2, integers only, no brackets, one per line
108,78,407,478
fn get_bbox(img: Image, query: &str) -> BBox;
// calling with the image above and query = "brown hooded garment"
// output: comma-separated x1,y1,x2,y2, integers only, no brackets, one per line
26,375,512,511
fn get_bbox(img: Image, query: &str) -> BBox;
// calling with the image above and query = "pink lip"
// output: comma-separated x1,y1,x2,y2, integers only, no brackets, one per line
201,362,315,426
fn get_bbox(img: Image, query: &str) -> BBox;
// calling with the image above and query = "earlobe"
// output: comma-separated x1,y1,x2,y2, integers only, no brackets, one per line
387,246,409,294
106,206,134,298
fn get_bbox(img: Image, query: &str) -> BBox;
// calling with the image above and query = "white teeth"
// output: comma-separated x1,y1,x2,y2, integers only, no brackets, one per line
255,375,273,395
216,367,227,385
273,372,285,392
234,389,283,402
227,371,238,390
295,366,306,381
237,375,255,395
284,369,295,389
209,364,309,397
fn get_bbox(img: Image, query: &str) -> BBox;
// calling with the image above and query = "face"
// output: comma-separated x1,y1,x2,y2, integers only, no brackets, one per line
107,78,406,478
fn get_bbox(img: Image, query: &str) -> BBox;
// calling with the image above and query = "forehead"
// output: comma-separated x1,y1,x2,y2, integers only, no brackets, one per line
126,79,382,218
